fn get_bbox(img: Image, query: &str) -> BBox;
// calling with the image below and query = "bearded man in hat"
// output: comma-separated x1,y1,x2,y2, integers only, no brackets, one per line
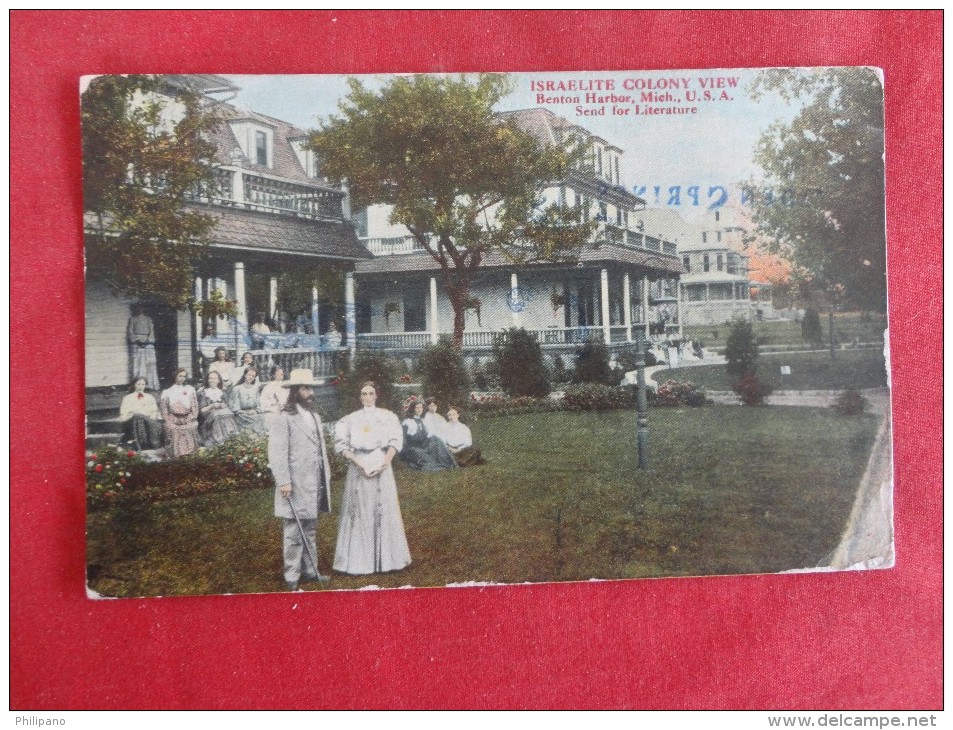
267,368,333,591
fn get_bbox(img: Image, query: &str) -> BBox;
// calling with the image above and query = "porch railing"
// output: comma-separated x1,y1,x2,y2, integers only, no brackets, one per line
354,326,653,350
249,348,346,381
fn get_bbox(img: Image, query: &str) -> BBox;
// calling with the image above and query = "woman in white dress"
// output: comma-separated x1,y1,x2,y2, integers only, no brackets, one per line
333,381,411,575
227,366,266,435
258,365,289,432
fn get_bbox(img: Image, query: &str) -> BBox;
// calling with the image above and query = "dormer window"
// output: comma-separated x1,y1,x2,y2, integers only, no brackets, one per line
254,131,268,166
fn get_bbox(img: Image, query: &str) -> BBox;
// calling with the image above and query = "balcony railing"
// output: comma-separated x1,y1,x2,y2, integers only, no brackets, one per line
189,168,346,222
363,236,431,256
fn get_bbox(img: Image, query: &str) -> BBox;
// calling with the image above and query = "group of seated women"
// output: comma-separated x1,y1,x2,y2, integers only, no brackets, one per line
399,397,484,471
119,355,291,458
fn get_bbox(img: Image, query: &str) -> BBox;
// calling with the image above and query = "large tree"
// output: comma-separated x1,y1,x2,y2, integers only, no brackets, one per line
82,75,221,309
307,74,596,347
748,68,886,312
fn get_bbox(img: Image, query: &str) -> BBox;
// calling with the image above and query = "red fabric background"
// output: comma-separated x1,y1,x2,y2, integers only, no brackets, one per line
10,11,941,710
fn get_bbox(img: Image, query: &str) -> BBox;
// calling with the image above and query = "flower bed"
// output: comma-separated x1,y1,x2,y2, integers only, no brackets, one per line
654,380,708,407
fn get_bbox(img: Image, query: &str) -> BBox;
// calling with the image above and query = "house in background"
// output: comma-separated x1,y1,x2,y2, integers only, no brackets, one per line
634,205,772,327
350,108,685,363
84,75,370,395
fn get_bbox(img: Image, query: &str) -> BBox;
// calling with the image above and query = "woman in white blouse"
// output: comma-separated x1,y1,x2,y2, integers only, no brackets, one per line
119,376,164,451
258,365,289,432
333,381,411,575
442,406,485,467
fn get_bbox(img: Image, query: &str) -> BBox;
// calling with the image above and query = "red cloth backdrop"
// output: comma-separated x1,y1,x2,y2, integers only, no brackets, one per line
10,10,941,709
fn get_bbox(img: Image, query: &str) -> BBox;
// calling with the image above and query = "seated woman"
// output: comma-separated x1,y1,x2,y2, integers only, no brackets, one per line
227,366,266,435
442,407,485,467
229,352,256,391
207,347,234,389
119,376,164,451
422,398,448,442
258,364,289,432
198,371,240,446
400,399,456,472
160,368,200,458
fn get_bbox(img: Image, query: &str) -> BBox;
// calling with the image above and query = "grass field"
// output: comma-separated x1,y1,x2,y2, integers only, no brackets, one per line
87,407,880,597
662,349,888,391
682,312,886,351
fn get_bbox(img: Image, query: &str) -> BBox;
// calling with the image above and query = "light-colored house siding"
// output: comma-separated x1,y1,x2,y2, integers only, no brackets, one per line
85,275,132,388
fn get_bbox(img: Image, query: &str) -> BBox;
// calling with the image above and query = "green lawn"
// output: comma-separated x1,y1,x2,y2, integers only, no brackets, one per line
87,407,880,596
662,349,887,391
682,312,886,351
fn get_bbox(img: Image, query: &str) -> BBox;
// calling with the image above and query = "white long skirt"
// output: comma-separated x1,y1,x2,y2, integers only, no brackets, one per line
333,465,411,575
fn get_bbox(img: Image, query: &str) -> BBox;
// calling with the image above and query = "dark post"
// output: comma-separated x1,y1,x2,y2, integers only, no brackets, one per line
634,328,649,469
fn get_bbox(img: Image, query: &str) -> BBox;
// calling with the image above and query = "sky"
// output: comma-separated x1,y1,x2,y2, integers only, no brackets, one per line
223,70,802,221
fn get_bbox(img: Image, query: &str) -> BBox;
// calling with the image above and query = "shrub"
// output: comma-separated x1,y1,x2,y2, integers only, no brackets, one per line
418,336,470,409
653,379,708,407
347,351,402,412
562,383,636,411
832,388,867,416
551,355,571,385
572,339,618,385
86,447,145,501
467,393,561,418
733,372,774,406
802,308,823,345
492,328,551,397
725,319,759,381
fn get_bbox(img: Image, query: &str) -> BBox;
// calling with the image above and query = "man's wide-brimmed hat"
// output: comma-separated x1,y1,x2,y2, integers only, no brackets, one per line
280,368,324,387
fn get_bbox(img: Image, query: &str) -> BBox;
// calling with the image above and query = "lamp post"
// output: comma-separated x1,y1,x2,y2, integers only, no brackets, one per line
632,255,673,470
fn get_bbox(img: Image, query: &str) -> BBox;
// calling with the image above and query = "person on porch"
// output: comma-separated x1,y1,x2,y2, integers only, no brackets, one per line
229,352,256,390
127,304,159,391
324,321,342,349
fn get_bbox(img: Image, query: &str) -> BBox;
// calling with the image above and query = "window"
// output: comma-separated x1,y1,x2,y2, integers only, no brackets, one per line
701,232,707,243
703,254,710,272
717,231,722,242
596,147,603,176
255,131,268,167
714,210,720,222
682,256,691,272
616,207,623,225
716,254,723,271
686,285,706,302
614,157,620,185
597,202,607,222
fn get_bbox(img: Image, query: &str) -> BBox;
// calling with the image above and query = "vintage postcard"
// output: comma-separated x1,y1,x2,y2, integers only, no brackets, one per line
83,69,892,598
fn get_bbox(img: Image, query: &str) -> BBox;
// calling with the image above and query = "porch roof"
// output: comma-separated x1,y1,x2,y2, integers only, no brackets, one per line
83,206,372,261
194,205,372,260
354,244,686,277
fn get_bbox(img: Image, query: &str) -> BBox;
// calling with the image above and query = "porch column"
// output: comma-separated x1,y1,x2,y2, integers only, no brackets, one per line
623,272,632,341
510,272,520,326
194,276,203,337
311,285,320,337
345,272,356,358
677,281,684,337
269,276,278,327
429,276,439,344
233,262,247,332
232,169,244,204
642,274,650,338
600,268,611,343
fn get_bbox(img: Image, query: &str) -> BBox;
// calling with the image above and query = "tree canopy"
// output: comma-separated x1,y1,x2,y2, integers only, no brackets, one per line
748,68,886,312
82,75,221,309
307,73,597,346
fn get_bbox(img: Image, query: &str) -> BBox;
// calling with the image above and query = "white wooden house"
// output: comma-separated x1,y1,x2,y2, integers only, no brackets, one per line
84,75,370,393
349,108,685,362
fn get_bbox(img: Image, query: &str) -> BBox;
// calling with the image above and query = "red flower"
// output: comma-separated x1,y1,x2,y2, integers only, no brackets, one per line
127,450,135,458
95,464,103,472
245,463,254,470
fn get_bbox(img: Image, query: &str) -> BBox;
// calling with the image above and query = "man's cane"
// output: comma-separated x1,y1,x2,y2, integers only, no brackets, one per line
286,493,328,586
